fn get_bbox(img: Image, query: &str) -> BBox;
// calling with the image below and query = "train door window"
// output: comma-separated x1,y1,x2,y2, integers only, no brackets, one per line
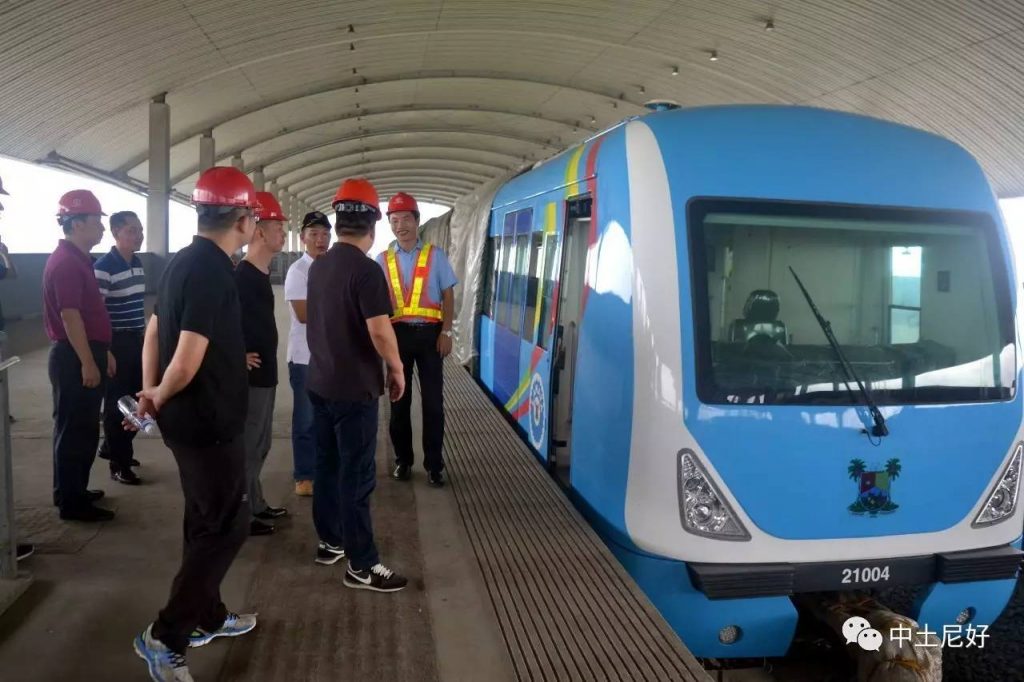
482,235,498,318
495,235,515,328
551,196,591,484
537,229,563,349
509,232,530,336
889,246,922,343
505,208,534,336
522,232,544,341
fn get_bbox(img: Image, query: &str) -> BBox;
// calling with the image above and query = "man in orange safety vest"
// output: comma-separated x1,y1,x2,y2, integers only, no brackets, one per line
376,192,457,487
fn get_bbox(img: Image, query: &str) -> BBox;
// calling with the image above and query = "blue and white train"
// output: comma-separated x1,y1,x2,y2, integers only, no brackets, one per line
472,104,1024,658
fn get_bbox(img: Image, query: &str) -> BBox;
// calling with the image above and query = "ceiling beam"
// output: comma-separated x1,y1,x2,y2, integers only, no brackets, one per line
269,144,522,182
306,183,466,209
251,127,557,174
117,72,642,172
147,105,590,180
300,177,479,203
277,154,509,189
170,128,550,186
287,165,493,195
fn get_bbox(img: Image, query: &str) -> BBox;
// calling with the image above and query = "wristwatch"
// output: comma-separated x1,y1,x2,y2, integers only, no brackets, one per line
441,329,454,338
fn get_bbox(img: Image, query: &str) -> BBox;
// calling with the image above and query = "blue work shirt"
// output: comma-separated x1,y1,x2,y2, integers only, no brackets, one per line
376,239,458,322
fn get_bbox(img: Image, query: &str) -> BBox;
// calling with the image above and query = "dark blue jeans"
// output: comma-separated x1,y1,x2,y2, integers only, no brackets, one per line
288,362,316,481
309,392,380,571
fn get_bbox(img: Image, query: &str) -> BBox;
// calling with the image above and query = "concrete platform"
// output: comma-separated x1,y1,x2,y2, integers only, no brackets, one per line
0,289,516,681
0,287,706,681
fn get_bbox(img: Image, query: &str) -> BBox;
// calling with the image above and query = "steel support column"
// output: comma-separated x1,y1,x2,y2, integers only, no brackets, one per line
147,96,171,256
199,131,215,173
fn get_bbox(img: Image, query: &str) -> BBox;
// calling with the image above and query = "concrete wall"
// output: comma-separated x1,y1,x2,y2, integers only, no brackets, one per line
0,251,299,323
0,254,48,321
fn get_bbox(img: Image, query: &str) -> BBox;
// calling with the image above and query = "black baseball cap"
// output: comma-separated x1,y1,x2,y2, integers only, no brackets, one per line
302,211,331,229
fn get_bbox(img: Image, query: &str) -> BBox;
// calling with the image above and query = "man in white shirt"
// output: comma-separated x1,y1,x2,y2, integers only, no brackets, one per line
283,211,331,496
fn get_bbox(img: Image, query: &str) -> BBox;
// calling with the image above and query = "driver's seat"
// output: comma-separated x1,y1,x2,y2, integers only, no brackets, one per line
728,290,788,344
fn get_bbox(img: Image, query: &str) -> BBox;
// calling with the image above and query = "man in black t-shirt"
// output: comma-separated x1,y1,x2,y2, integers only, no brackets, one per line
131,167,260,682
237,191,288,536
307,178,408,592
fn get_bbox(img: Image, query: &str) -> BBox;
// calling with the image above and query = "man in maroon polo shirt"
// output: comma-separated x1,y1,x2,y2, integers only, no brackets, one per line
43,189,116,522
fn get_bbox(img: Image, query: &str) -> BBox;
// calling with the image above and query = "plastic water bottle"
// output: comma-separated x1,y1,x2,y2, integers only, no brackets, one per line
118,395,157,435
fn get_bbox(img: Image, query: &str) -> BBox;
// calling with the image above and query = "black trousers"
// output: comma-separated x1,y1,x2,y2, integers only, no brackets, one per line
390,323,445,473
49,340,107,512
153,436,249,654
99,330,143,470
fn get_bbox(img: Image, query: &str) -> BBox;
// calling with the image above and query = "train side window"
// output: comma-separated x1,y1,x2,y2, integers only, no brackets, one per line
509,231,530,336
522,232,544,341
481,236,497,318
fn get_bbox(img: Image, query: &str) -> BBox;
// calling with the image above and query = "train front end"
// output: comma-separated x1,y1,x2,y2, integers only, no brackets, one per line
601,106,1023,658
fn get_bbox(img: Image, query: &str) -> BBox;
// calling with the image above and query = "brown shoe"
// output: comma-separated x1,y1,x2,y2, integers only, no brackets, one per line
294,480,313,497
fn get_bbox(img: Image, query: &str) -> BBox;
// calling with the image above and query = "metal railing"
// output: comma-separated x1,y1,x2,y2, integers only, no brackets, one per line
0,349,21,579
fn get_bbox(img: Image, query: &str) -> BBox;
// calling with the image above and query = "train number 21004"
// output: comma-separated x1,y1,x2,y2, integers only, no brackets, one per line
841,566,891,584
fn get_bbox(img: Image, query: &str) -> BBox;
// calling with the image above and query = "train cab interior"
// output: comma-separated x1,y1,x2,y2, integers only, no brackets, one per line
689,201,1014,406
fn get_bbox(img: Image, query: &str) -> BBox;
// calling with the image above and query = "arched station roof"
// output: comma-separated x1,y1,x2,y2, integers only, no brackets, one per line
2,0,1024,210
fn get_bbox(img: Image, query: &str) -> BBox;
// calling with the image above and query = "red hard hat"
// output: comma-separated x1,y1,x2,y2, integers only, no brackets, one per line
254,191,287,222
192,166,257,208
56,189,106,218
332,178,381,220
387,192,419,217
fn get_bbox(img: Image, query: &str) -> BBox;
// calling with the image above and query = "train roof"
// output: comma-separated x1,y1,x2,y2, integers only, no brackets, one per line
492,105,993,215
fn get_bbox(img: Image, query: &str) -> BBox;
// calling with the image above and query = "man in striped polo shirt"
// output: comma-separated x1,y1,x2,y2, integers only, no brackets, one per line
94,211,146,485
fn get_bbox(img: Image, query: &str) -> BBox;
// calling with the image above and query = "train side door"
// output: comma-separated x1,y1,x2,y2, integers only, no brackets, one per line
550,197,591,485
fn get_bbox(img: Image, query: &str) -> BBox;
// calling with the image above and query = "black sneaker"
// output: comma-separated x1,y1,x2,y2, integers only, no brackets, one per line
60,505,115,522
314,541,345,565
343,563,408,592
392,464,411,481
428,471,445,488
249,519,274,536
112,468,142,485
255,506,287,520
16,543,34,561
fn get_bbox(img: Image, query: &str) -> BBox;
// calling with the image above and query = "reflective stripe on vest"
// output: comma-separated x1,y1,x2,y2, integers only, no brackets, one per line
386,244,443,322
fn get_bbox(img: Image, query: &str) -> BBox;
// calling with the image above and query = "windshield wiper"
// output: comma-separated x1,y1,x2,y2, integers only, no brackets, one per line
788,267,889,437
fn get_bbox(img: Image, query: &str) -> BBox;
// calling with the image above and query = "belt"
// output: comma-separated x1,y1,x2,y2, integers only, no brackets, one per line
54,339,110,350
112,329,145,336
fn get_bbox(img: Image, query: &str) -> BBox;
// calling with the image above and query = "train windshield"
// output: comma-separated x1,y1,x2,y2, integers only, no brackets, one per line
689,200,1016,405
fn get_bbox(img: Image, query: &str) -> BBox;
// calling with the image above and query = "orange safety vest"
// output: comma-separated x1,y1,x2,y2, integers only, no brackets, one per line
384,243,444,323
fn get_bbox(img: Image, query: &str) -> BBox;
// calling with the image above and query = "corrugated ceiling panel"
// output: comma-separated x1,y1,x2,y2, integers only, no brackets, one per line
3,0,1024,199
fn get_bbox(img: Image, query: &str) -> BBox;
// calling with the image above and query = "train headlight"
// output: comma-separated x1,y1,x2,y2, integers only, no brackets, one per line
973,443,1023,527
678,450,750,540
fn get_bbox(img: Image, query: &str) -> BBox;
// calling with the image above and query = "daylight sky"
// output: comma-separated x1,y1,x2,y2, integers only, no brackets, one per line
3,154,1024,272
0,156,450,259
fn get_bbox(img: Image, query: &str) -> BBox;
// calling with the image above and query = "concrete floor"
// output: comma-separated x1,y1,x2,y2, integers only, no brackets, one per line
0,287,516,682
